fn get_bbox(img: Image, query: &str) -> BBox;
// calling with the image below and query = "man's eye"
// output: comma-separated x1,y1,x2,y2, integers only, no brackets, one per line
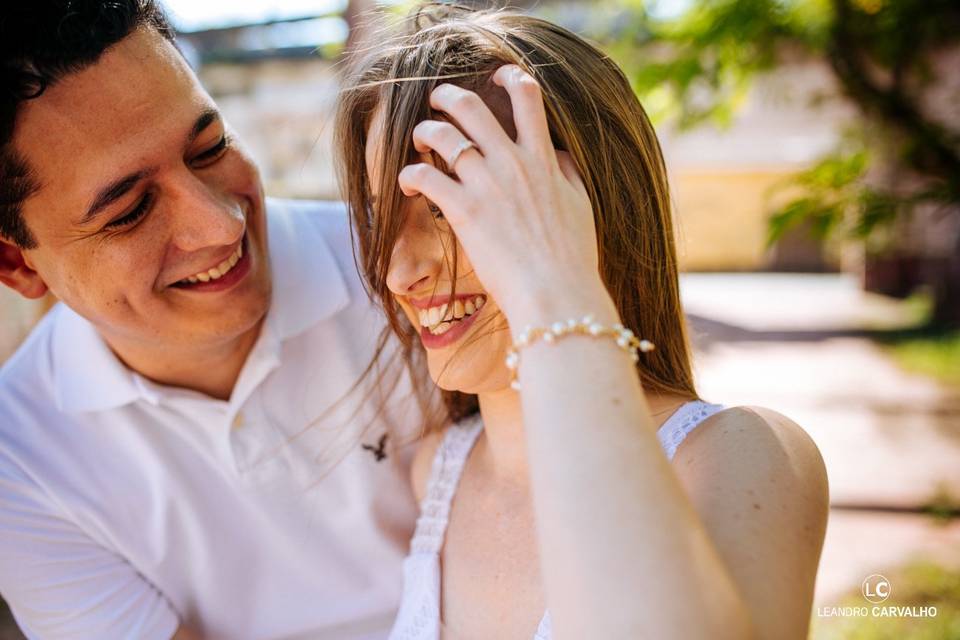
105,193,153,230
192,135,229,166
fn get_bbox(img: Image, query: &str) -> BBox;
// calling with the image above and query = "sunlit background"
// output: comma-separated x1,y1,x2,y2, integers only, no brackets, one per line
1,1,958,637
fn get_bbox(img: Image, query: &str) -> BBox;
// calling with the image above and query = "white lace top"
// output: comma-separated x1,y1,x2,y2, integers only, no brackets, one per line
388,399,727,640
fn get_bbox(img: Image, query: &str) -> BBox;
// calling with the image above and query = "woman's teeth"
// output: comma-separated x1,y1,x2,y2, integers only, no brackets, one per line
419,296,485,335
180,243,243,285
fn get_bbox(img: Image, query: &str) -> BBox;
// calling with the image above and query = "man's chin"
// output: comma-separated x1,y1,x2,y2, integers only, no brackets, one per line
176,306,268,351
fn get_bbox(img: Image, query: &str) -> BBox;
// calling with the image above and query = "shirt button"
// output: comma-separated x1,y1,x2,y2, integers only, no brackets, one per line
232,412,244,429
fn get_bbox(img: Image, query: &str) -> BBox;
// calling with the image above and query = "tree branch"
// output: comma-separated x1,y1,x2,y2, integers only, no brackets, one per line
828,0,960,198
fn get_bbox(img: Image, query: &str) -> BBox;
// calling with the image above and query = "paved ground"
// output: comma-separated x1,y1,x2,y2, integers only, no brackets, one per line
682,272,960,605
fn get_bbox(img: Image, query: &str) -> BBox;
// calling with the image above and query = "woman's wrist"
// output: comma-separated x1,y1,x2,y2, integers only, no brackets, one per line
501,277,621,338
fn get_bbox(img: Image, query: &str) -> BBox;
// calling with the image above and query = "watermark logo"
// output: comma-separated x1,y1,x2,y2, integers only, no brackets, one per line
817,573,937,619
861,574,891,604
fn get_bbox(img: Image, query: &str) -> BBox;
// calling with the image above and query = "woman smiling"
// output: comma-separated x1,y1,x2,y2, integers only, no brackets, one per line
335,5,829,638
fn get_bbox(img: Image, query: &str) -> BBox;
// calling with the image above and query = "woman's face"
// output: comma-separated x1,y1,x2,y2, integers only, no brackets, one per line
365,106,513,393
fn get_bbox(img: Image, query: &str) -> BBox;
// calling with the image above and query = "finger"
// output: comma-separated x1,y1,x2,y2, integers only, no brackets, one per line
492,65,554,159
429,84,513,157
397,162,466,221
556,150,587,196
412,120,484,177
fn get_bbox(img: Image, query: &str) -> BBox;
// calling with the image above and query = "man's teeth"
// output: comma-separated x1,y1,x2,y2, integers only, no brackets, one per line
181,243,243,285
419,296,485,334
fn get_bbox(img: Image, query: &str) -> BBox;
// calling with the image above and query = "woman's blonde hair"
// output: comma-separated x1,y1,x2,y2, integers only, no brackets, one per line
335,3,699,432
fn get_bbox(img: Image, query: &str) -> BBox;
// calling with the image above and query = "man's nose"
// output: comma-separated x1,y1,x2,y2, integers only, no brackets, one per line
168,174,245,252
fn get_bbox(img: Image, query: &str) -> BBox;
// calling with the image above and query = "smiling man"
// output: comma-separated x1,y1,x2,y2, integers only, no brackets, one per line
0,3,419,639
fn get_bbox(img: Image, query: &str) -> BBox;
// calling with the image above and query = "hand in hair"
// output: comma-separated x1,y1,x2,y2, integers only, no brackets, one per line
397,64,611,330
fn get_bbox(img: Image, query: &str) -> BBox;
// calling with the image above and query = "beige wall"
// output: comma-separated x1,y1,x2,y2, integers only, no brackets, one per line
671,169,824,272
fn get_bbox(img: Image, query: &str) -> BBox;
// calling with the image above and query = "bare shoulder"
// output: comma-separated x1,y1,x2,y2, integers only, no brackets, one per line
410,428,447,503
673,405,830,639
673,403,830,539
679,405,826,483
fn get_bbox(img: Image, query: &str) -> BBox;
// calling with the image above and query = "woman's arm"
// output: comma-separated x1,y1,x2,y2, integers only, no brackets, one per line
508,290,757,640
399,64,827,639
515,308,827,638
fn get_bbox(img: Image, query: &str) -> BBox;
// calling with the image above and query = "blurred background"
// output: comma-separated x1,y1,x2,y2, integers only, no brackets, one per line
1,0,958,637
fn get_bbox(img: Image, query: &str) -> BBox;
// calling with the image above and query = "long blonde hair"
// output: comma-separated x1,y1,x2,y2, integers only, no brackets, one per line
335,4,699,432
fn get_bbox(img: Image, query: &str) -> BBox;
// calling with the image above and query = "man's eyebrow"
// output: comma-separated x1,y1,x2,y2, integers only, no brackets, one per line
80,109,222,226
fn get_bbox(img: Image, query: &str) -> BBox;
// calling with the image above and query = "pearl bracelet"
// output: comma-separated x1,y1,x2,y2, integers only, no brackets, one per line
505,314,655,390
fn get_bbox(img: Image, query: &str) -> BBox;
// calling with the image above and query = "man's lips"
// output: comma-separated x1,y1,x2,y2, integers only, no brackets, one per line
166,233,253,294
167,234,246,288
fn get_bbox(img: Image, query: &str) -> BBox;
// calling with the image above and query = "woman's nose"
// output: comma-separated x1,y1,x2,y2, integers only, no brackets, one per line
385,222,445,296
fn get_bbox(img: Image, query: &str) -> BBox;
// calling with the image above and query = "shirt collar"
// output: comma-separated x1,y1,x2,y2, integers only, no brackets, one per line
261,198,351,342
52,198,352,413
51,305,142,413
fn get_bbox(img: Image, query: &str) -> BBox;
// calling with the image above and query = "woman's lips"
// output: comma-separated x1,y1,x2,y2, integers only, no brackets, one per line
418,299,485,349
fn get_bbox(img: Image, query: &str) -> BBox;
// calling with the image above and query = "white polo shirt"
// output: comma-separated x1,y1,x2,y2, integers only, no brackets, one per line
0,199,422,639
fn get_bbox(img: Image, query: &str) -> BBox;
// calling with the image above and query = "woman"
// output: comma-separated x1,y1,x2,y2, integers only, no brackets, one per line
335,5,829,639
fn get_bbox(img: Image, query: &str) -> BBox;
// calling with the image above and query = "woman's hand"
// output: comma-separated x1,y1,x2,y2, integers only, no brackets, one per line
397,65,614,329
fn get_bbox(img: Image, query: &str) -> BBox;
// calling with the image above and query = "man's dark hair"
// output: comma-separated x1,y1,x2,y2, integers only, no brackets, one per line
1,1,175,248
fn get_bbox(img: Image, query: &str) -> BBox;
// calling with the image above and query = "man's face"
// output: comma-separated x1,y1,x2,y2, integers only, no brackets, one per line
12,27,271,355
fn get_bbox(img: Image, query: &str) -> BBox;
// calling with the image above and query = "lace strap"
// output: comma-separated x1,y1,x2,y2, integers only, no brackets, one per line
656,400,726,461
409,415,484,554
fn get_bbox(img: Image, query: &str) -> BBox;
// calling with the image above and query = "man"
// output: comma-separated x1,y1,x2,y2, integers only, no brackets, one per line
0,2,421,638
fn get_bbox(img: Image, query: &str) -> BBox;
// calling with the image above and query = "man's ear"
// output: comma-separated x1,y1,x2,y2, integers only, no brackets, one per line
0,236,48,299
